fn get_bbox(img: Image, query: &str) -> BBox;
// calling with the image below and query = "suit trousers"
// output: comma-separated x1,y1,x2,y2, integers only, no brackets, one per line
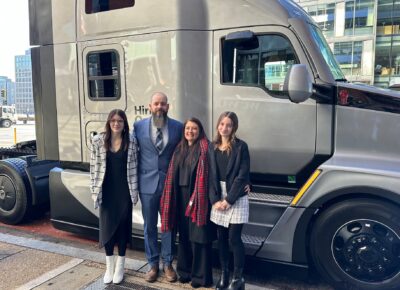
140,190,174,267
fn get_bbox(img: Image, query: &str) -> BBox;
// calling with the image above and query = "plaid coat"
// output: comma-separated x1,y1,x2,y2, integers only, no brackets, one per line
90,133,139,209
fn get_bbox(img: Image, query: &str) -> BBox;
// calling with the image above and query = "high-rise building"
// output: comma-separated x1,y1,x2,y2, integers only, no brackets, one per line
295,0,400,88
14,50,34,114
0,76,15,105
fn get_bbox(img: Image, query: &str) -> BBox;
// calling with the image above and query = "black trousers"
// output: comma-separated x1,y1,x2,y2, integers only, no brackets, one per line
177,231,213,286
104,214,130,256
217,223,245,270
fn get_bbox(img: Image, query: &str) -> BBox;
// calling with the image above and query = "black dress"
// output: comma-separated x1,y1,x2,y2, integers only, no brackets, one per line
99,149,132,248
175,149,215,286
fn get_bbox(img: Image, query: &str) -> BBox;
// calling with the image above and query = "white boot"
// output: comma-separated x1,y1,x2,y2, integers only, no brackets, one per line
113,256,125,284
103,255,114,284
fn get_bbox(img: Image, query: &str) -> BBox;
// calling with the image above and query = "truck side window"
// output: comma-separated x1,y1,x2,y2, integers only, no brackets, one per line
222,34,298,92
86,0,134,14
87,50,120,100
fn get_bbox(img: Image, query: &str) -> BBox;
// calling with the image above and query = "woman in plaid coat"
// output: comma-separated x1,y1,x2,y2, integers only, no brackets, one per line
209,111,250,290
161,117,216,288
90,109,139,285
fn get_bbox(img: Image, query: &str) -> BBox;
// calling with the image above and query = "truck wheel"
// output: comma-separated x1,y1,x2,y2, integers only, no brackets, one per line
0,159,31,224
1,119,12,128
310,198,400,290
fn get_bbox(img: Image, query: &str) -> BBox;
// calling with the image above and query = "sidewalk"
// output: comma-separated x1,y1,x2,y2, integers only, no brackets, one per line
0,232,269,290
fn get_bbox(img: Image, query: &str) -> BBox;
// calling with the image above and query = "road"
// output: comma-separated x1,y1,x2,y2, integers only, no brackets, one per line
0,123,36,148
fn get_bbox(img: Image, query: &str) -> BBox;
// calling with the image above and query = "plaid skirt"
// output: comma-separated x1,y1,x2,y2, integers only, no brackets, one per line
210,181,249,228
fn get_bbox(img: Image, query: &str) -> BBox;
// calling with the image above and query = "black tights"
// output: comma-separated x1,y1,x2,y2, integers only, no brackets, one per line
217,224,245,269
104,217,129,256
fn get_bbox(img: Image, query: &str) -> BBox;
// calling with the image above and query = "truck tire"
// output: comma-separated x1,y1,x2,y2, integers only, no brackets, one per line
0,159,31,224
310,198,400,290
1,119,12,128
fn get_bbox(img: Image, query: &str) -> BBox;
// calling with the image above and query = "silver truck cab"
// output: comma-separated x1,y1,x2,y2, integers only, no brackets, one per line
0,1,399,289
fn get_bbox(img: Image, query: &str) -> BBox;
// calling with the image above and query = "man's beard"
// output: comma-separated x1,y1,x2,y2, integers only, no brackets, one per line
152,110,167,128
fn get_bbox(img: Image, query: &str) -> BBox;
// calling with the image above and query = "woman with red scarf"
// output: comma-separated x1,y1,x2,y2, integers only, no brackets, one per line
161,117,215,288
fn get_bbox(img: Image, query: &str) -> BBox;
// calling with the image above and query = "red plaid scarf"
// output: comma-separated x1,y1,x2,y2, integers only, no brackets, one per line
160,138,209,232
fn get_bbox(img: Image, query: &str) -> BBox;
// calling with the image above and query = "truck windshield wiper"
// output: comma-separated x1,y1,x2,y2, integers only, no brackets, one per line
335,78,347,82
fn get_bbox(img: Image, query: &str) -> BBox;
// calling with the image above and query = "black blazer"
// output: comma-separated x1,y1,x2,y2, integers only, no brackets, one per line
209,139,250,205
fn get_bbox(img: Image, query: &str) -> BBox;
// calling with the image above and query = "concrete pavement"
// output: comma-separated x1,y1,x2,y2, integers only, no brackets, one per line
0,232,270,290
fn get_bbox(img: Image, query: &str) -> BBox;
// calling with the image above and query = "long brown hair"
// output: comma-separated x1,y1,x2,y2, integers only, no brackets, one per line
175,117,206,165
213,111,239,154
104,109,130,151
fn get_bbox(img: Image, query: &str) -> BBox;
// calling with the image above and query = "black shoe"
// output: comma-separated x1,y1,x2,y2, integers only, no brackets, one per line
179,276,191,283
216,268,229,290
191,281,202,288
227,267,245,290
227,277,245,290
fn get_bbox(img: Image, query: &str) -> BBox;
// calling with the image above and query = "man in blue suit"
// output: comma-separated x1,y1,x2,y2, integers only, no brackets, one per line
134,92,183,283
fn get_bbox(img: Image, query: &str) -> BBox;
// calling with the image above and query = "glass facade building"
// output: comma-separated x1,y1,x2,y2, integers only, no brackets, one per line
14,50,34,114
295,0,400,88
0,76,15,105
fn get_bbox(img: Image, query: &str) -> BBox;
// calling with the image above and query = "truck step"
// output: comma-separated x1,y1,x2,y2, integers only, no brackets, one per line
249,192,293,205
242,234,265,246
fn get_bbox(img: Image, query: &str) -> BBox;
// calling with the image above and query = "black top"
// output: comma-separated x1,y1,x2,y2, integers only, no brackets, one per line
179,148,196,186
215,148,229,181
99,149,132,248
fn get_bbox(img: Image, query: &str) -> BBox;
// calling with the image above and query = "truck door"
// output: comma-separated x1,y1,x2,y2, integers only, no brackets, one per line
213,26,316,182
80,43,127,161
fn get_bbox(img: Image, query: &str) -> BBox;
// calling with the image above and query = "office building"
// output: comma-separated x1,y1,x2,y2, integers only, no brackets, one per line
295,0,400,88
0,76,15,105
14,50,34,114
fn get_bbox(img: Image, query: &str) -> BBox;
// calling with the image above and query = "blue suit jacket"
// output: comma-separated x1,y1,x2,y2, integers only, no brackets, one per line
134,117,183,194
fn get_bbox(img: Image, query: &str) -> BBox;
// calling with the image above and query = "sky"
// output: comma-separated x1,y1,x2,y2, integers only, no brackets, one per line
0,0,30,81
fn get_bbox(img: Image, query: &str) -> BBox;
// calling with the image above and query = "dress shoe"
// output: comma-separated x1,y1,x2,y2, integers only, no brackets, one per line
178,276,191,283
145,265,159,283
191,281,202,288
163,264,177,282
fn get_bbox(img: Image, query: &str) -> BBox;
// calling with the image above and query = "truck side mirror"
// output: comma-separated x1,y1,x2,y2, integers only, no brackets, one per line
284,64,313,103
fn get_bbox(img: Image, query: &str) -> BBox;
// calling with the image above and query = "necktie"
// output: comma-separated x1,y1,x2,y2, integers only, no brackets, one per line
156,128,163,152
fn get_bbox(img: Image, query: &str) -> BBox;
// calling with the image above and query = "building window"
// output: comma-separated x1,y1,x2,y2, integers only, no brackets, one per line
376,0,400,36
345,0,375,36
87,50,120,100
334,41,363,76
85,0,134,14
221,34,298,92
307,4,335,38
374,0,400,88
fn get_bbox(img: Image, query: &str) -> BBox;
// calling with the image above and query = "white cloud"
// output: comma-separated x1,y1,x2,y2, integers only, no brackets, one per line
0,0,30,81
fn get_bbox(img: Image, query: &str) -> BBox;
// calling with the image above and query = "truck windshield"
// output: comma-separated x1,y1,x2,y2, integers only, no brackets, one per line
308,24,345,81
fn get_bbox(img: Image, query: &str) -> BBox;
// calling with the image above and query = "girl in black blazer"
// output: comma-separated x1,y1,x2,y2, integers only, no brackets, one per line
209,112,250,290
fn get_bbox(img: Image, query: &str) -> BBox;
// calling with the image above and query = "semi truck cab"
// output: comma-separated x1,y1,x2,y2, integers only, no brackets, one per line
0,1,399,289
